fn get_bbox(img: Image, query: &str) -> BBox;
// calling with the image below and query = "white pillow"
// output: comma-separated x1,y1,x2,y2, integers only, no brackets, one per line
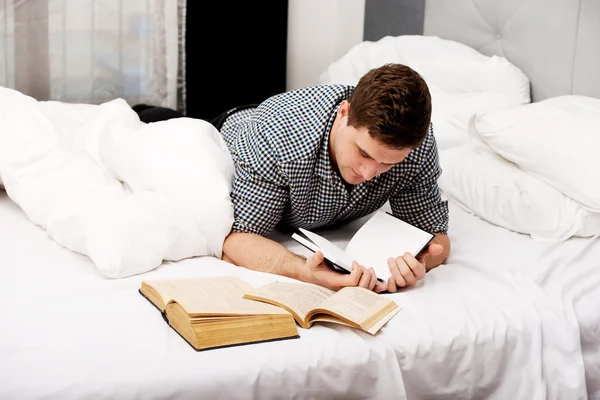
319,35,531,150
469,95,600,211
439,142,600,240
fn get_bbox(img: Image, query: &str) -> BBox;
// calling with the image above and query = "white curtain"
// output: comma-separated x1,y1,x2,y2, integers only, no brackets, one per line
0,0,183,109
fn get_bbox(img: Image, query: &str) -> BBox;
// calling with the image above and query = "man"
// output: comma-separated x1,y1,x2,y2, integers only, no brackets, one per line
219,63,450,293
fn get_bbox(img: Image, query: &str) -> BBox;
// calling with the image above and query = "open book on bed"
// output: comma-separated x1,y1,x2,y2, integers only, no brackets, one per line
140,276,300,351
140,276,400,350
292,211,434,282
243,281,400,335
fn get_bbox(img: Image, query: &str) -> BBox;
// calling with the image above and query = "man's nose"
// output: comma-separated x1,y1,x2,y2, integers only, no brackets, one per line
360,162,378,181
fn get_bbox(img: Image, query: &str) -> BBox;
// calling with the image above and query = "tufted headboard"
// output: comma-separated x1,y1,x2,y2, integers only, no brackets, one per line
422,0,600,102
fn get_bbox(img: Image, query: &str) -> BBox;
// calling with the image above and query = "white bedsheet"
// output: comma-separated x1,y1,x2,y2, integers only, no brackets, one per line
272,202,600,400
1,190,599,399
0,191,406,400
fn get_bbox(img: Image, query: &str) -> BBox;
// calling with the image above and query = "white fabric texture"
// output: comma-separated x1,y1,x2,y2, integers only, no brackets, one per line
274,201,600,400
469,95,600,211
3,191,598,400
439,141,600,240
0,86,234,278
319,35,531,150
0,192,407,400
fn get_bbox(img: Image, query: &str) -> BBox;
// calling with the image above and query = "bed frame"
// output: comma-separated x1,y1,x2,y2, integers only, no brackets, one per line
365,0,600,102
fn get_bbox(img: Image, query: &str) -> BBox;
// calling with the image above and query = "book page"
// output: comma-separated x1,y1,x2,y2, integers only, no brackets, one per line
298,228,355,272
365,306,400,335
150,276,289,317
141,279,181,308
244,282,335,323
314,286,398,329
345,211,433,280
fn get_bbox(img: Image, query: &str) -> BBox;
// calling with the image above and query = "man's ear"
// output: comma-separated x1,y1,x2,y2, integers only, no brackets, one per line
338,100,350,118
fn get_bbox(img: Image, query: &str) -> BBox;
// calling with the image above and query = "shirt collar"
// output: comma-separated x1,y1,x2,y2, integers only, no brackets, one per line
315,103,340,181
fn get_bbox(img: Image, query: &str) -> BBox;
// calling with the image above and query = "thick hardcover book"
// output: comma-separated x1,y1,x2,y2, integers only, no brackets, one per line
139,276,300,351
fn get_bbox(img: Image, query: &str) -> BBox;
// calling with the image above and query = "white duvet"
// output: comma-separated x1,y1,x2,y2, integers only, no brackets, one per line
0,87,234,278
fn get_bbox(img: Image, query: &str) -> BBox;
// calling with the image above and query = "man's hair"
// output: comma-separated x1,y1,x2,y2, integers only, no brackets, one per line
347,63,432,149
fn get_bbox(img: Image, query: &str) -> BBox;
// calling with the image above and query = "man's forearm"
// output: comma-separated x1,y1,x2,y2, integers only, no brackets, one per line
222,232,308,281
426,233,450,270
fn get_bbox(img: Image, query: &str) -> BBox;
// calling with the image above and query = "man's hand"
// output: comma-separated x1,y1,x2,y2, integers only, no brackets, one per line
222,232,390,293
305,251,387,293
386,243,444,293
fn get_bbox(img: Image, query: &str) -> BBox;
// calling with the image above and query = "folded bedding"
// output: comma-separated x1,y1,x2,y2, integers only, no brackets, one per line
0,87,235,278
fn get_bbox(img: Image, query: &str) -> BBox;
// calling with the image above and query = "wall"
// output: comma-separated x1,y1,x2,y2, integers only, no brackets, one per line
364,0,425,40
286,0,365,90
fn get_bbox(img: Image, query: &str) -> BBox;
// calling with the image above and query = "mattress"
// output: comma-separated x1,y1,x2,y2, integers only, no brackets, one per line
1,189,599,399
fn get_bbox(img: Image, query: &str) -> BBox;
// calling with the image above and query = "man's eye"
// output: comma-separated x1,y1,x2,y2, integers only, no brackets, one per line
359,150,368,158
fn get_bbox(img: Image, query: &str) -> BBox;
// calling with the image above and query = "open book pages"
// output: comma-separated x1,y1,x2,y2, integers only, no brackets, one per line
345,211,434,278
141,276,289,316
140,276,299,351
294,211,434,280
243,281,400,335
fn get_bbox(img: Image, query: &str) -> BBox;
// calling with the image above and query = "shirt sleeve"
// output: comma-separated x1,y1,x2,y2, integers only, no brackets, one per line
229,118,289,236
389,126,449,234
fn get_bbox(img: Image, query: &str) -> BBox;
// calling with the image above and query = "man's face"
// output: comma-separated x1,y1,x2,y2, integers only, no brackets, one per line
331,102,412,185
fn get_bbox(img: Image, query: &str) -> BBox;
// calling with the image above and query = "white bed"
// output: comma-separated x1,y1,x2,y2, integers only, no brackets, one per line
273,200,600,400
1,0,600,399
0,191,407,399
2,185,599,399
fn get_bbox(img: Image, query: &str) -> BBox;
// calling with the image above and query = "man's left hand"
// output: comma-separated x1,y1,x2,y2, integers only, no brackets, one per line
386,243,444,293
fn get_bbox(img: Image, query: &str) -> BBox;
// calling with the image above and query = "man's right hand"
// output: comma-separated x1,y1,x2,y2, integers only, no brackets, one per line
304,251,387,293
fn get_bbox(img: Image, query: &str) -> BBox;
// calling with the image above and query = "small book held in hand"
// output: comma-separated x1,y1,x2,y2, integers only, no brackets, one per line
292,211,434,282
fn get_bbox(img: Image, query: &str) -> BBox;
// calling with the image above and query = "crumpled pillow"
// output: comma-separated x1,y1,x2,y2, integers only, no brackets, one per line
439,140,600,240
469,95,600,212
0,87,234,278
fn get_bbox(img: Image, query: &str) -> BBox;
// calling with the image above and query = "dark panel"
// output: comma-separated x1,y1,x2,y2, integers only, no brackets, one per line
185,1,288,121
364,0,425,41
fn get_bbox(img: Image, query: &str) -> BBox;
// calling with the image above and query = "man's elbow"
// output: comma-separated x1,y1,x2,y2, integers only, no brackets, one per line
221,231,243,264
221,230,263,265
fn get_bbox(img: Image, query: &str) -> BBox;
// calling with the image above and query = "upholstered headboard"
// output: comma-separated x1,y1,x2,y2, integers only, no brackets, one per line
423,0,600,102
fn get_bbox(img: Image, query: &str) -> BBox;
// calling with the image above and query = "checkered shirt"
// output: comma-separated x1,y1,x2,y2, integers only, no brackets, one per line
220,84,449,236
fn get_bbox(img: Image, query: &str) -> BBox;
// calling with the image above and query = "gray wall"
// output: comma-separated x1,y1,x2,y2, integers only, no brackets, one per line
364,0,425,41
